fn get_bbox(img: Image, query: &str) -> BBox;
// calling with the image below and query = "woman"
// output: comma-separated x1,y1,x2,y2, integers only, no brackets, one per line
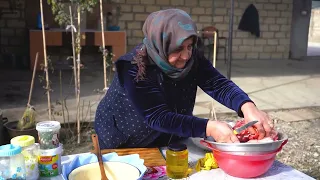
94,9,274,149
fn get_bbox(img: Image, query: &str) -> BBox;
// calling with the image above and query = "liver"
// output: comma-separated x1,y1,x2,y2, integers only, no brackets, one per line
29,29,127,70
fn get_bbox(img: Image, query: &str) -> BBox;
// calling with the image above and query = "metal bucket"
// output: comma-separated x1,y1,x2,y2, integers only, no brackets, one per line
200,132,288,154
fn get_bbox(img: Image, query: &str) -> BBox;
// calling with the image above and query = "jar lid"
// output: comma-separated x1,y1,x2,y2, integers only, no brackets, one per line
168,143,187,152
11,135,35,147
0,144,22,156
36,121,61,132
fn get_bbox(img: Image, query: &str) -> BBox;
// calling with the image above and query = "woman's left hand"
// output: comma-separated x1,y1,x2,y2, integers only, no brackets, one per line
241,102,274,140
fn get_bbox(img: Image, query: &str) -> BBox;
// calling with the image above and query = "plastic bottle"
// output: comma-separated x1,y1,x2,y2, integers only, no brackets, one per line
11,135,39,180
0,144,26,179
37,12,42,29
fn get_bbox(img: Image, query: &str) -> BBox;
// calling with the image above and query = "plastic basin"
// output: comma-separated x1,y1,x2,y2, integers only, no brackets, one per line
200,139,288,178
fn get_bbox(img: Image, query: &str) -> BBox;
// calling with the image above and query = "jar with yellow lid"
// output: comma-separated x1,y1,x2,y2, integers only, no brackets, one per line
166,143,189,179
11,135,39,180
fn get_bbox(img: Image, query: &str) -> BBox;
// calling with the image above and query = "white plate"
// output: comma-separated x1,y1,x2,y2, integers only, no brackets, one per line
68,161,140,180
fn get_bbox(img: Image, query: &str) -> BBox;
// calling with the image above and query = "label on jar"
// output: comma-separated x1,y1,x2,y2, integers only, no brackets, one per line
38,155,60,177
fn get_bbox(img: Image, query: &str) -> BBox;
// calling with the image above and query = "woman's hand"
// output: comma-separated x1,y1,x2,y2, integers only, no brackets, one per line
206,120,240,143
241,102,274,140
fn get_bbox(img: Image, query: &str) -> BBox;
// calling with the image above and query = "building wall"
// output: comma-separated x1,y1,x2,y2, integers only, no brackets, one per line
309,8,320,43
117,0,293,60
0,0,27,68
0,0,294,69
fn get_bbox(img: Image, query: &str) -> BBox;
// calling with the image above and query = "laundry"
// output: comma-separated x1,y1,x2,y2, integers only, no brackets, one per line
238,4,261,38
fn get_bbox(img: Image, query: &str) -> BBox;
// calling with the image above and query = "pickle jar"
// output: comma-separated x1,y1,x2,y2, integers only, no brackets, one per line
166,143,189,179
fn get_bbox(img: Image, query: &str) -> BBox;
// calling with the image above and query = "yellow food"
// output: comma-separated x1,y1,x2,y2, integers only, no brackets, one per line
195,152,219,172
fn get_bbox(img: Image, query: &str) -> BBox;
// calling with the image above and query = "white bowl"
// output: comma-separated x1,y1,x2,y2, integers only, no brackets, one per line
68,161,140,180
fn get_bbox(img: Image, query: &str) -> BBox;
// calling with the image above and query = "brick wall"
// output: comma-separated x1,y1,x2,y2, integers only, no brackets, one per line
116,0,293,60
0,0,27,68
309,8,320,43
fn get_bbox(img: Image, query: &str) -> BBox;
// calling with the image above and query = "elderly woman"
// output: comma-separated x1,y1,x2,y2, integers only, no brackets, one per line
94,9,274,149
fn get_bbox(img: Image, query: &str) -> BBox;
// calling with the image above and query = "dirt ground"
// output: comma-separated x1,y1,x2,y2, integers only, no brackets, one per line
60,107,320,180
276,118,320,179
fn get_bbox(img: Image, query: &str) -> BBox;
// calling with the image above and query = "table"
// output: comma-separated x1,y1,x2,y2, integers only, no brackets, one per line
29,29,127,71
61,138,316,180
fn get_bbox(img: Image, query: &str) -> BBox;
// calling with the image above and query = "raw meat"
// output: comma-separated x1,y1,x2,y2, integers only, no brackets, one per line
247,137,273,143
233,120,279,143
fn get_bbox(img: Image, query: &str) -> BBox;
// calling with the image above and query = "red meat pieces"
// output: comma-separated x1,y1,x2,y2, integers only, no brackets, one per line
233,120,279,143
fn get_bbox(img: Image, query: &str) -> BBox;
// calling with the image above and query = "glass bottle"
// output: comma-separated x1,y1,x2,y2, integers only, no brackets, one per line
166,143,189,179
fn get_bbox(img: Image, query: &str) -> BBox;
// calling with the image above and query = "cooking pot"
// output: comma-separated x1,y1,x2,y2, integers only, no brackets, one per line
200,138,288,178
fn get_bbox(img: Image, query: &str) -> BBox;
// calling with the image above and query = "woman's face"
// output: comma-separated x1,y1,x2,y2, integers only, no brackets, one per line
168,37,194,69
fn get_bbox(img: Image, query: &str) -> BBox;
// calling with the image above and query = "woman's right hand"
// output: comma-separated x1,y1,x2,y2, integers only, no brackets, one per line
206,120,240,143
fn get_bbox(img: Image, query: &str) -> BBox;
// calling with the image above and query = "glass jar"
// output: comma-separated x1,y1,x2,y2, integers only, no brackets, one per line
0,144,26,179
166,143,189,179
11,135,39,180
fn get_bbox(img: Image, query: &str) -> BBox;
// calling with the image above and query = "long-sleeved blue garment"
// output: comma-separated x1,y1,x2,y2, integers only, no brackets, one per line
94,44,253,149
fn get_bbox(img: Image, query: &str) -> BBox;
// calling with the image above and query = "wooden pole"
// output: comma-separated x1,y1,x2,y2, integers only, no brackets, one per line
69,6,78,100
28,52,39,107
213,31,217,68
210,31,218,121
39,0,52,120
76,5,81,144
100,0,108,91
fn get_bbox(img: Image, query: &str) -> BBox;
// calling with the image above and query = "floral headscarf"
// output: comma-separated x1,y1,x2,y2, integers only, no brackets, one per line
142,9,198,79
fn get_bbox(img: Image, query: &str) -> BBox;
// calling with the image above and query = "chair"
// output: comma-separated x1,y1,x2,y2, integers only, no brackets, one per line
199,26,227,64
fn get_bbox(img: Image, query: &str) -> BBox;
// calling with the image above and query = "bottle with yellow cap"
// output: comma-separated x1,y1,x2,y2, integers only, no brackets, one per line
11,135,39,180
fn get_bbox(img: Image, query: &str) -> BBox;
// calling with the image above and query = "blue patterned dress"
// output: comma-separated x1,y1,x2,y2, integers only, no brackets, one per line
94,44,253,149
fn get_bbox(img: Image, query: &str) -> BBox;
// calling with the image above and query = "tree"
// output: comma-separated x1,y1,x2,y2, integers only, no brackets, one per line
47,0,98,144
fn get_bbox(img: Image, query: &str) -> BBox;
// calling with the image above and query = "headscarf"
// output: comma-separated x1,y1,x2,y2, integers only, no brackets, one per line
142,9,198,80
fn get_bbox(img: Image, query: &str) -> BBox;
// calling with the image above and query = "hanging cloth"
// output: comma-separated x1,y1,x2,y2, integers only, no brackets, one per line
238,4,260,38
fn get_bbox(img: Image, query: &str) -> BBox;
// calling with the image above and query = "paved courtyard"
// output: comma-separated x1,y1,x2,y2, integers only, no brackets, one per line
1,58,320,122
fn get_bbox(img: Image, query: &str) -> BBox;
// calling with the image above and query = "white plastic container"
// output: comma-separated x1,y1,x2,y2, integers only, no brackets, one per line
10,135,39,180
38,143,63,178
36,121,61,149
0,144,26,179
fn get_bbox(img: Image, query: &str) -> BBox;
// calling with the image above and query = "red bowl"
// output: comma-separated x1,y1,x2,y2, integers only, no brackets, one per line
200,139,288,178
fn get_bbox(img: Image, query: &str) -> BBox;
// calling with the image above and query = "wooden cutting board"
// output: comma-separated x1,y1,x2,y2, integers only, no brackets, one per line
91,148,166,167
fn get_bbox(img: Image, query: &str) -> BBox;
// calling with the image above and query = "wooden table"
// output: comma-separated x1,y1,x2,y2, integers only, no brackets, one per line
61,139,316,180
29,29,127,71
